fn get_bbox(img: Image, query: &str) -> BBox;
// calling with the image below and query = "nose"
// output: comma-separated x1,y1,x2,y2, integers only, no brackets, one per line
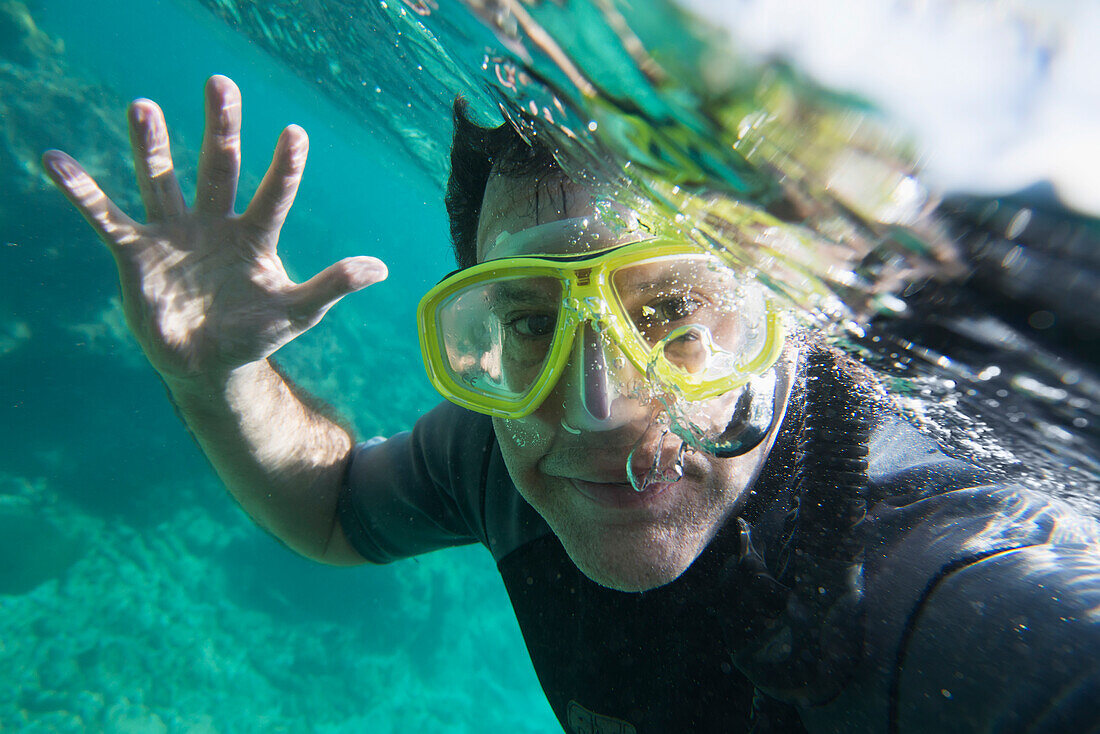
581,323,611,421
558,324,650,432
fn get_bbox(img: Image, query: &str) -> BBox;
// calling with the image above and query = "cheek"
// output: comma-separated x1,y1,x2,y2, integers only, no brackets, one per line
493,415,557,468
493,415,563,512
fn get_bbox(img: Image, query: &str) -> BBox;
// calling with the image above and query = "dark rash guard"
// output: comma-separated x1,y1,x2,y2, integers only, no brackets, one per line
338,400,1100,733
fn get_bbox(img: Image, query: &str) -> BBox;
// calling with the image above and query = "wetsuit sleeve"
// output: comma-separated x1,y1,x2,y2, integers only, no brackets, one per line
894,541,1100,733
337,401,494,563
795,418,1100,733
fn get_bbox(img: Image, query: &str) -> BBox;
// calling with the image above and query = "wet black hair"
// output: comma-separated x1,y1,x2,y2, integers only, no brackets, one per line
445,98,559,269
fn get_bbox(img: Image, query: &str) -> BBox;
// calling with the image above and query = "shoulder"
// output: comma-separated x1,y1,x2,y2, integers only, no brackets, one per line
414,402,552,562
862,416,1100,651
892,534,1100,732
802,415,1100,732
865,415,1099,566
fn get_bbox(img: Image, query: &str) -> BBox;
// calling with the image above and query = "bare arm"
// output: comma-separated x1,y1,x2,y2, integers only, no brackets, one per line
168,361,367,565
43,76,379,565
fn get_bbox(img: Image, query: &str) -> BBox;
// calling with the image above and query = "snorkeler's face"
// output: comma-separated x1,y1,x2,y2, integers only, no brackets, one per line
478,169,792,592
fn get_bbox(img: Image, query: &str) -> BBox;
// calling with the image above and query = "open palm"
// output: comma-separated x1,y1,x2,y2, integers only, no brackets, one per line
43,75,387,389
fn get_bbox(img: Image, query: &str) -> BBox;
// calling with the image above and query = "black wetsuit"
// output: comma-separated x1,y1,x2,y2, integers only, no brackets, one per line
338,379,1100,732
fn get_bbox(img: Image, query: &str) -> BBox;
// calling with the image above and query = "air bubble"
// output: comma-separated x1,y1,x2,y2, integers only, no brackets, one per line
627,423,685,492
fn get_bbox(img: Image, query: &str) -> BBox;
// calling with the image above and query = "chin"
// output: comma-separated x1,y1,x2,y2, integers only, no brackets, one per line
558,522,707,592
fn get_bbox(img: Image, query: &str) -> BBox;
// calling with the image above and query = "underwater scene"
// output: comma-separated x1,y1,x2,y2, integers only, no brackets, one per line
2,0,1098,732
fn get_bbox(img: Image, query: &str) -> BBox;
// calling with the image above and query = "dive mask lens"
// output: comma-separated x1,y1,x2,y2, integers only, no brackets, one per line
430,273,564,411
612,253,780,399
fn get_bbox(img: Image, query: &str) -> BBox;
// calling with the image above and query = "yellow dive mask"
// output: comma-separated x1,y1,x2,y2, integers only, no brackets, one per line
417,219,785,421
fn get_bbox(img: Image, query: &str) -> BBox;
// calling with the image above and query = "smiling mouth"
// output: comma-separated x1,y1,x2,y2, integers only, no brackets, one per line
568,477,676,509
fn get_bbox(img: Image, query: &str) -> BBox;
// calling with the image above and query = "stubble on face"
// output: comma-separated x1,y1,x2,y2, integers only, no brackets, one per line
494,414,759,590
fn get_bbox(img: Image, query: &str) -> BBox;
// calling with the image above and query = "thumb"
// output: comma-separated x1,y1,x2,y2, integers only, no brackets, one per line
291,256,388,319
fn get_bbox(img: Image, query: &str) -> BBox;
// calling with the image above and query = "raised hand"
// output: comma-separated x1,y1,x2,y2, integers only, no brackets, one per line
42,75,387,391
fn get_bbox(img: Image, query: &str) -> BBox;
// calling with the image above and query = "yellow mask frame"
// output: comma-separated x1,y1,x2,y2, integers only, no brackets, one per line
417,237,785,419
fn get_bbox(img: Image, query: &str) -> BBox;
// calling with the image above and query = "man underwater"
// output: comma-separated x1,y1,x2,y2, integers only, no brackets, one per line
44,76,1100,732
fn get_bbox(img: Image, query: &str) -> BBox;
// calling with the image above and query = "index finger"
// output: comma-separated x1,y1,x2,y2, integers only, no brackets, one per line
42,150,141,252
241,124,308,237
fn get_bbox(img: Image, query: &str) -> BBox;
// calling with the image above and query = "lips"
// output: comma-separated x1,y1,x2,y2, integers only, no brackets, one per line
542,433,688,510
568,477,675,509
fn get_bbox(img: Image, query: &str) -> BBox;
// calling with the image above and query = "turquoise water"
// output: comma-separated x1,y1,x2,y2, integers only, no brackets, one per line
2,0,1097,731
2,0,556,731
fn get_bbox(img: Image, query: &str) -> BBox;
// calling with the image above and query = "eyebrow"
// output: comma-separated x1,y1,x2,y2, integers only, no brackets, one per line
616,261,734,294
486,281,559,309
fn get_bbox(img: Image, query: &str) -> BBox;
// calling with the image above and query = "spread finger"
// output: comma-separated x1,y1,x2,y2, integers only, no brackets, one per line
128,99,187,222
289,256,388,322
42,150,141,252
242,125,308,239
195,75,242,216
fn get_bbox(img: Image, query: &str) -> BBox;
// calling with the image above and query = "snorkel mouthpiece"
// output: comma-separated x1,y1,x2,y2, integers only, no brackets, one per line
689,369,778,458
623,362,781,493
652,368,778,462
643,319,782,462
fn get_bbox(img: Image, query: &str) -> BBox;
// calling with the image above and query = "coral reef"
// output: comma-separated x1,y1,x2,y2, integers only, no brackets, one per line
0,478,550,731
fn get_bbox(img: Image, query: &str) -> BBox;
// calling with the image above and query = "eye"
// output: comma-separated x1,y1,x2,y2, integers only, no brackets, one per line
641,295,705,325
504,312,556,338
